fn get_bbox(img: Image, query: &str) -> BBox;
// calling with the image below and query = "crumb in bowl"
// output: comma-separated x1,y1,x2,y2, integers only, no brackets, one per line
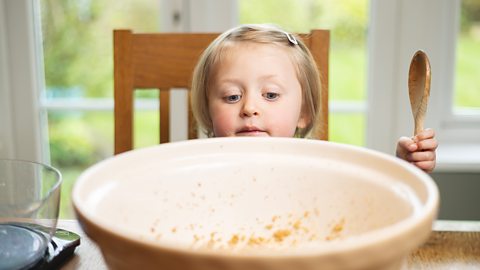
148,208,346,253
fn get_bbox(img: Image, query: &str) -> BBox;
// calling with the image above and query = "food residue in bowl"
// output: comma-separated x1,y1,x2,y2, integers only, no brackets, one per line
147,209,346,253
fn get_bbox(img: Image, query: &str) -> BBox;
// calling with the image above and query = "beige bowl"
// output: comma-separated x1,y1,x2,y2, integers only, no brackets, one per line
73,137,438,270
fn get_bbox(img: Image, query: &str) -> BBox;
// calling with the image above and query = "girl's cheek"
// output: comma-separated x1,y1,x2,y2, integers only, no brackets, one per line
211,114,235,136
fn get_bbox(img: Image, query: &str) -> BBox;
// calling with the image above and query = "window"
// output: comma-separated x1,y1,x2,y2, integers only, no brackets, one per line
367,0,480,171
439,0,480,171
39,0,162,218
454,0,480,114
239,0,368,146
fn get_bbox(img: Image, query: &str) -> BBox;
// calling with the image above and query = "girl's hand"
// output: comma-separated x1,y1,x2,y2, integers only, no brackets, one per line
396,128,438,173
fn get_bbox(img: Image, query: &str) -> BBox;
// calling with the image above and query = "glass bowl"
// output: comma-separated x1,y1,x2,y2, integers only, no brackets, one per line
0,159,62,270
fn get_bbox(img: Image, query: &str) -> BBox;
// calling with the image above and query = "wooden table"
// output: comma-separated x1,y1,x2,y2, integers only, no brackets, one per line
408,221,480,269
57,220,480,269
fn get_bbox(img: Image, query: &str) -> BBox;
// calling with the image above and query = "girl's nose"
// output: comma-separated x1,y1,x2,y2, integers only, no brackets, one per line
240,96,259,117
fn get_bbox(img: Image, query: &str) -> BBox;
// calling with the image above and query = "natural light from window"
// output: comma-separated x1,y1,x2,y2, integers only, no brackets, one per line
454,0,480,115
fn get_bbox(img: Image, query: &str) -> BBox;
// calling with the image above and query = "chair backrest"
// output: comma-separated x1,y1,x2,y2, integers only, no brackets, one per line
114,29,329,155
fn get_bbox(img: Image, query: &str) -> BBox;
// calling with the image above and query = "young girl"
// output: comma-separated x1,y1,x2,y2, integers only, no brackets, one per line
191,24,437,173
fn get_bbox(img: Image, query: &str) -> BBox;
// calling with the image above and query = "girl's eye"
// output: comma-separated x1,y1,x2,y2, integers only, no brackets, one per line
263,92,279,100
224,94,241,103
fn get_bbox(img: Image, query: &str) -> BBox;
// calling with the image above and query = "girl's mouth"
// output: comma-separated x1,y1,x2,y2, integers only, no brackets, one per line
236,127,268,136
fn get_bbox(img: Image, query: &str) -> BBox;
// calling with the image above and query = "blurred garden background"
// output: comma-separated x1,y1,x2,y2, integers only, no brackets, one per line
39,0,480,218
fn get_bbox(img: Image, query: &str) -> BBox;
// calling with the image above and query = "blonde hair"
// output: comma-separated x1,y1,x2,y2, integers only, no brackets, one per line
191,24,321,138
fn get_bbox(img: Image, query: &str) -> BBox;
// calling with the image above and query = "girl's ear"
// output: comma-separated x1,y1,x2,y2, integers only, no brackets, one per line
297,113,310,129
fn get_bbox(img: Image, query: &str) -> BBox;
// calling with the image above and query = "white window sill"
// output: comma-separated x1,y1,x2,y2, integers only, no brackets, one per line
435,143,480,173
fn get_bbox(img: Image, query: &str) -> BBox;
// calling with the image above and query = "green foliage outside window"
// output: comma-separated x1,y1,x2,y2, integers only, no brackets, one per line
240,0,367,47
455,0,480,109
41,0,160,98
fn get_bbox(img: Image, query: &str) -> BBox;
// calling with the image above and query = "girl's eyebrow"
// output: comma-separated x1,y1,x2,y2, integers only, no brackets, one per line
259,74,286,87
218,74,280,84
259,74,279,80
216,78,242,85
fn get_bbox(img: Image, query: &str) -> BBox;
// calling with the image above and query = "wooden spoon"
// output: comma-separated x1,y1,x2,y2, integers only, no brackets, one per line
408,50,431,136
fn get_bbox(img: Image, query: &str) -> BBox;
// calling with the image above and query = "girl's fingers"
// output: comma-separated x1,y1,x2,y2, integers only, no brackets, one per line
414,128,435,141
407,151,436,162
401,129,437,173
417,138,438,151
413,129,438,151
396,137,416,158
398,136,417,151
413,160,436,173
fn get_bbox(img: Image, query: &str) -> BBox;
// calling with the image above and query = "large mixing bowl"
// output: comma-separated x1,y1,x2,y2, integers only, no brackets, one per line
73,138,438,270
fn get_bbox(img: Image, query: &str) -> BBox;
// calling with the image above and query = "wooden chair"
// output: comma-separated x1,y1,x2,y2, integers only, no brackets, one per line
114,29,329,155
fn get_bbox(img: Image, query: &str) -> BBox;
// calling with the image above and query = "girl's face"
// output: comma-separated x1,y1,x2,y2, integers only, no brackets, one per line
208,42,307,137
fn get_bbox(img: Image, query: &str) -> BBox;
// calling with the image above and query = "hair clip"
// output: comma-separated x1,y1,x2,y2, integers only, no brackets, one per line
285,32,298,45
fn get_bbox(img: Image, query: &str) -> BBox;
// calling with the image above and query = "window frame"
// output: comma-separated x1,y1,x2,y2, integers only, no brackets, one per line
367,0,480,172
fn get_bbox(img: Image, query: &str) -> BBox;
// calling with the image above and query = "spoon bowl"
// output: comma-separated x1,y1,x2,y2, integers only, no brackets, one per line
408,50,431,136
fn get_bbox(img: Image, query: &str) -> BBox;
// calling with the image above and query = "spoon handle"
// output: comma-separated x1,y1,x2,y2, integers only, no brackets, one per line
413,99,428,135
